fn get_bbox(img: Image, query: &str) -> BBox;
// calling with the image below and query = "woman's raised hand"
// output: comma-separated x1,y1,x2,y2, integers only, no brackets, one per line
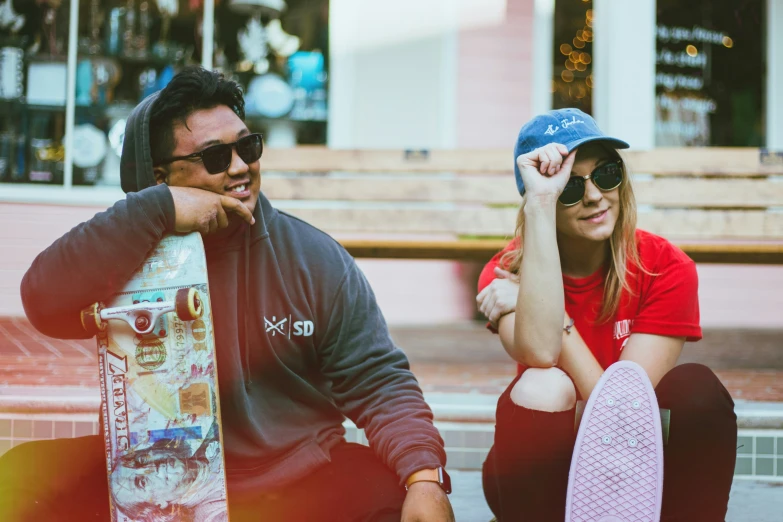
516,143,576,201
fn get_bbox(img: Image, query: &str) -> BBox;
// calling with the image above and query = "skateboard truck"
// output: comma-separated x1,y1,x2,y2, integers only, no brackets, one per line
81,287,203,337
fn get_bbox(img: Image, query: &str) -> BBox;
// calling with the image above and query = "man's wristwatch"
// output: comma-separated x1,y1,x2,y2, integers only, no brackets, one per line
405,467,452,494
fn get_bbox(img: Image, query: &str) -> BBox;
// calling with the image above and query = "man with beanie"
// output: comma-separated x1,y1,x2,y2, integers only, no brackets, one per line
0,66,453,522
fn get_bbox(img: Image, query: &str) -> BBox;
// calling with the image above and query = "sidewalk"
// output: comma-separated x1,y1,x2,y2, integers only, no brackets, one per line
399,322,783,401
449,470,783,522
2,317,783,519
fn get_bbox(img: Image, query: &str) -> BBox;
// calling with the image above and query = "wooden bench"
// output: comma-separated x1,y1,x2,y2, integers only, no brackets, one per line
259,147,783,264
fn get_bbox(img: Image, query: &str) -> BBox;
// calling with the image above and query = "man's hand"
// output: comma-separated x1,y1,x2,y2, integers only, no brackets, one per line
401,482,454,522
476,267,520,327
169,186,255,235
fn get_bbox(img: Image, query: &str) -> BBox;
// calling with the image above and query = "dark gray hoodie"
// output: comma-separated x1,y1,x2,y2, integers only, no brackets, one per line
21,93,445,493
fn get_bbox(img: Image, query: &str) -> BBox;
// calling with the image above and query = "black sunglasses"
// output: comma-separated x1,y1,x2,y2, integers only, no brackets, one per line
559,160,624,206
155,133,264,174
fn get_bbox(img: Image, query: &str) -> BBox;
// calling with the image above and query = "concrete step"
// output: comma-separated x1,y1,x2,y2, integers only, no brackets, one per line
2,390,782,482
8,386,781,429
424,392,783,429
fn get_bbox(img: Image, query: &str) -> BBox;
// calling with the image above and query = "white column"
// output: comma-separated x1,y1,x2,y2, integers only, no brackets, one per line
63,0,80,190
326,1,501,324
327,0,470,149
592,0,656,149
201,0,215,69
531,0,554,116
767,0,783,149
439,24,458,149
325,0,358,148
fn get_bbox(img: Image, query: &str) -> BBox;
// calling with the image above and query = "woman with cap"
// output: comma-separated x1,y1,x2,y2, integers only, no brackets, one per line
476,108,737,521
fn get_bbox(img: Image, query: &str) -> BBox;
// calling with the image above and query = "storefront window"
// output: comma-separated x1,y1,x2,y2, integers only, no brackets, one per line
213,0,328,147
552,0,593,114
0,0,205,187
0,0,328,189
1,0,72,184
655,0,765,147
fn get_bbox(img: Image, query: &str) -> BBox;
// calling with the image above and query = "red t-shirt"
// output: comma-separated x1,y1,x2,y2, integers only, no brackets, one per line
477,229,702,371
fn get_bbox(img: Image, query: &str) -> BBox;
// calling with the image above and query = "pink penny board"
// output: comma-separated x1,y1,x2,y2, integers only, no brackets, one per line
566,360,664,522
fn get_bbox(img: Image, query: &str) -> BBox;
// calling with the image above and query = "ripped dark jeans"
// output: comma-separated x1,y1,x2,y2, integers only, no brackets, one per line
483,363,738,522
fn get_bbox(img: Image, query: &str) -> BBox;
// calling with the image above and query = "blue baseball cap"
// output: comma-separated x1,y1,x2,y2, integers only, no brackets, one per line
513,108,629,196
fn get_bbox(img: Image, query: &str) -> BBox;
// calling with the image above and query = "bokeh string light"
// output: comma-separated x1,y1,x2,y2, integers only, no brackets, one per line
553,1,594,110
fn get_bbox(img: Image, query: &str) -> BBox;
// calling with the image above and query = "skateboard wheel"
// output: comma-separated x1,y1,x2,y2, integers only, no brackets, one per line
80,303,105,336
176,288,203,321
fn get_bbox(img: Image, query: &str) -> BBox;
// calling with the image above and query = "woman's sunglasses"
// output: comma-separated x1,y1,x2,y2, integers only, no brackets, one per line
559,160,624,206
155,133,264,174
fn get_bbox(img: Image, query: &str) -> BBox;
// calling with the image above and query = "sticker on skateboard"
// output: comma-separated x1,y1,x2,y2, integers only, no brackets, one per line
566,360,664,522
82,233,229,522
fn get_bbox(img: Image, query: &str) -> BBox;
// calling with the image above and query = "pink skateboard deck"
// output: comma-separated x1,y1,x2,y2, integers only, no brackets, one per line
566,360,664,522
81,232,229,522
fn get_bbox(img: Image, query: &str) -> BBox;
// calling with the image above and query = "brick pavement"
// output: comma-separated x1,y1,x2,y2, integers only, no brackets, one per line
1,317,782,402
397,323,783,400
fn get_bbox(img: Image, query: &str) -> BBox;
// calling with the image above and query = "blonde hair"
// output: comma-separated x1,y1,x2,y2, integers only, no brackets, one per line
500,145,647,323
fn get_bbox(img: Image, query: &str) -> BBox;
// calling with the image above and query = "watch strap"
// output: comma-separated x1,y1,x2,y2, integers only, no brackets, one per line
405,467,452,494
405,468,439,489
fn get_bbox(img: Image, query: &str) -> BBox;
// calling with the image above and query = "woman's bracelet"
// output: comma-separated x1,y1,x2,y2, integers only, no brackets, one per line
563,317,575,334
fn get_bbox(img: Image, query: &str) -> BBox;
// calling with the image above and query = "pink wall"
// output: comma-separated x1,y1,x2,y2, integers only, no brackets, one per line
456,0,534,149
0,202,107,317
696,264,783,329
2,202,783,328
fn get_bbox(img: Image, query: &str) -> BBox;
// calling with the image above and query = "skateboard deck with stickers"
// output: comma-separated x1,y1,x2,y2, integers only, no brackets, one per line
81,232,229,522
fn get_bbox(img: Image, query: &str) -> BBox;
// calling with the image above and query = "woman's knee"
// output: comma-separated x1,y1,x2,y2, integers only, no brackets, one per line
510,367,577,412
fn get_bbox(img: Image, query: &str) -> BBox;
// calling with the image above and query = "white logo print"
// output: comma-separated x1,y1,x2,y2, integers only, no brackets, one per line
613,319,634,351
293,320,314,336
543,116,586,137
264,316,315,338
613,319,633,340
560,116,585,128
265,316,288,336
